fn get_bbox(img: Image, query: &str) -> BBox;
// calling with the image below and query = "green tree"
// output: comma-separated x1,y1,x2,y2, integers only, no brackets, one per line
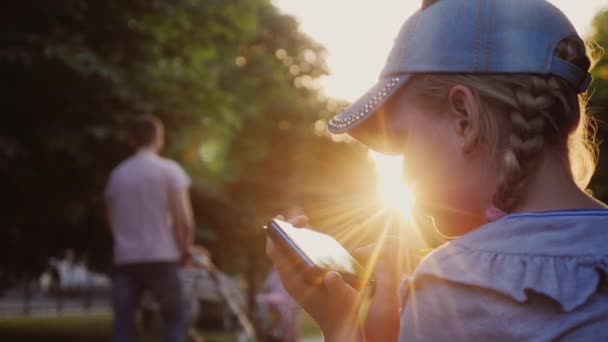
0,0,381,287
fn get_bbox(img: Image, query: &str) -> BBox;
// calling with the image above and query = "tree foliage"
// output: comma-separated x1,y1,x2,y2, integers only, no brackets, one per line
0,0,385,280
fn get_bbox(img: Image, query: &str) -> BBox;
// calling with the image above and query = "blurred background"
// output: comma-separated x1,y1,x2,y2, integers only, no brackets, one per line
0,0,607,341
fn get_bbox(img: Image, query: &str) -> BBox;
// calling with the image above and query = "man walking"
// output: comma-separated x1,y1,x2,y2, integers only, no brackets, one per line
105,115,194,342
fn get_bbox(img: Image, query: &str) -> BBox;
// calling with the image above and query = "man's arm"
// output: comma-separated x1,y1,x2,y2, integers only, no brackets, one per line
104,174,115,233
169,188,195,256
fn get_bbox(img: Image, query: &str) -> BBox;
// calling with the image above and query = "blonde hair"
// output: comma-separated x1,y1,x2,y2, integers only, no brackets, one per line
413,37,598,213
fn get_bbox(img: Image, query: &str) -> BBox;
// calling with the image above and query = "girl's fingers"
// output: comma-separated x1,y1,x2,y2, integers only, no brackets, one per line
266,238,296,274
274,213,308,227
265,236,276,259
323,271,344,292
364,262,401,342
350,238,404,341
324,272,359,309
288,215,309,227
353,244,375,263
373,261,402,296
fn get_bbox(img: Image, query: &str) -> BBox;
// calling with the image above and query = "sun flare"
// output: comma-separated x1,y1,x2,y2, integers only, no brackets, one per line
369,151,415,218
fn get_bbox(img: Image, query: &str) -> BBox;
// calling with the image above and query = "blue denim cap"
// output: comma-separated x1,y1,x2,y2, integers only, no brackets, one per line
328,0,592,145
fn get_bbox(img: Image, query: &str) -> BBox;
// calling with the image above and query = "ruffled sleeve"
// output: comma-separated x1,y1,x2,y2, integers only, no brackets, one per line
414,242,608,312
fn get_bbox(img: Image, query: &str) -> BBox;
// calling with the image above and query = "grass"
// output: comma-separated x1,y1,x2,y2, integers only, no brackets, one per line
0,314,233,342
0,311,321,341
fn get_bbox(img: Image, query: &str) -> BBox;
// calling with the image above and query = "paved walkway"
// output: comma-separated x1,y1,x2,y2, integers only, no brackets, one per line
299,337,323,342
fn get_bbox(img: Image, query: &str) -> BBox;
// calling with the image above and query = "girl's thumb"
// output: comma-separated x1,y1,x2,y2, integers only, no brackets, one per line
324,271,343,292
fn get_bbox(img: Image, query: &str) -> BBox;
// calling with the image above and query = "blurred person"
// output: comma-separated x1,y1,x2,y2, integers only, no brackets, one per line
39,266,53,294
72,255,89,289
266,0,608,341
179,245,214,342
47,257,61,294
105,114,195,342
181,246,255,341
57,248,75,290
256,268,299,342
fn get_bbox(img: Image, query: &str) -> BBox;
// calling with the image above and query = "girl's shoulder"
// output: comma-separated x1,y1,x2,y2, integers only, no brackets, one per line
412,209,608,312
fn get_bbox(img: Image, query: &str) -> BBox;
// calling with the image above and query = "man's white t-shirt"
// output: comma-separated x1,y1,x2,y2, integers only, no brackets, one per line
105,151,191,264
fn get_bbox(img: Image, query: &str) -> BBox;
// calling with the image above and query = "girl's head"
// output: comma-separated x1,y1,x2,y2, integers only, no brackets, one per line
386,37,596,233
328,0,597,233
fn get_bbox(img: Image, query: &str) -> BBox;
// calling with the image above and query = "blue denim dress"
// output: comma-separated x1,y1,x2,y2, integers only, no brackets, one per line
399,209,608,341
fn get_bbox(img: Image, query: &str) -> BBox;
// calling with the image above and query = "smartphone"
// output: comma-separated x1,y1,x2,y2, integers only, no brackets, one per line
266,218,372,288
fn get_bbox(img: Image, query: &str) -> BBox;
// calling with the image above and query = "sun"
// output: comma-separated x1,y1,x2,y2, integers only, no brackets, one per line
369,151,415,217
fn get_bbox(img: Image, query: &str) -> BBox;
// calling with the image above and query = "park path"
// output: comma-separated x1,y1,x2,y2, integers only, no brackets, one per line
299,337,323,342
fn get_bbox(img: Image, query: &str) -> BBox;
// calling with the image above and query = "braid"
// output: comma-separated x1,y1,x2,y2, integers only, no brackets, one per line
493,37,591,212
493,78,551,211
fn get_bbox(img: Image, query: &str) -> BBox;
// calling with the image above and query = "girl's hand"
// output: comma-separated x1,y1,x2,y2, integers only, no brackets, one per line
266,215,363,342
355,239,407,342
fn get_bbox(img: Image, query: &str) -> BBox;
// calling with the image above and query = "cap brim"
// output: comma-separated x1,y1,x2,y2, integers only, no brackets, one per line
328,75,410,154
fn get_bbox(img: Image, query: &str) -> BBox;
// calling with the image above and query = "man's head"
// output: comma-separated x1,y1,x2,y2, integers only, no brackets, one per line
129,115,165,152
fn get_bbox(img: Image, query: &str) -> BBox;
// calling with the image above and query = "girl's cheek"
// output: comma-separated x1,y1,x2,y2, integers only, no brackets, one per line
406,156,462,203
403,141,442,182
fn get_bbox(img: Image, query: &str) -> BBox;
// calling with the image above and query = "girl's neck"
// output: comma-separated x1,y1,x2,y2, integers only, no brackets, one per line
432,151,606,238
514,151,606,213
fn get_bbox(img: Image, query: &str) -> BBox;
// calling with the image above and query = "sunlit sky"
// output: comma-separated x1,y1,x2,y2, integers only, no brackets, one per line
273,0,608,102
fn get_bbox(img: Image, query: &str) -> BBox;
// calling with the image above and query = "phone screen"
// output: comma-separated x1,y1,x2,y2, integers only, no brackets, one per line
270,219,364,277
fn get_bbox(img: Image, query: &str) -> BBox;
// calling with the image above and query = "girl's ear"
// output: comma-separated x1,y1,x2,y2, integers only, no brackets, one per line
448,85,480,154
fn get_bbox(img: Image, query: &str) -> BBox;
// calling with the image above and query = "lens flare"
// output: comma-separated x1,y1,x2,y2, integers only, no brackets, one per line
369,151,415,218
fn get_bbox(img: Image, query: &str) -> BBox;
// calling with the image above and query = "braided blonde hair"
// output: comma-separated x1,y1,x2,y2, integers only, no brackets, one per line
413,37,598,213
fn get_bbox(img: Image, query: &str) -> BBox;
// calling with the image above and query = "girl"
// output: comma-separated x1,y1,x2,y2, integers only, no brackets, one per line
266,0,608,341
